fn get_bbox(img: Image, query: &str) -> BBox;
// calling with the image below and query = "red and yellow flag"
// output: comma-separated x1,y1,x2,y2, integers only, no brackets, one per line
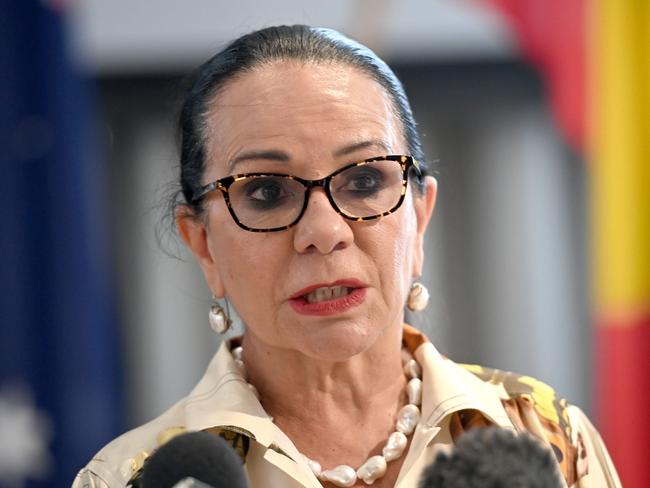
484,0,648,485
483,0,587,150
591,1,650,486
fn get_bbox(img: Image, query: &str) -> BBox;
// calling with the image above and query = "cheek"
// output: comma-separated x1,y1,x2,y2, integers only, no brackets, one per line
369,207,417,301
219,238,261,283
394,217,417,292
211,229,286,310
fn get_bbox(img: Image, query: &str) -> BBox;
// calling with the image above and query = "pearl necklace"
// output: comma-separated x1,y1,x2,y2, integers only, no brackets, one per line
230,346,423,487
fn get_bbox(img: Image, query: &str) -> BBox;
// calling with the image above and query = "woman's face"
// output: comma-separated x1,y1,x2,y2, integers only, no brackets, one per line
180,61,436,361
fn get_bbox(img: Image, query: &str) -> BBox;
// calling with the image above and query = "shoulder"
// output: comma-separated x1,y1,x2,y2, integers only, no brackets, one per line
456,363,621,487
458,363,572,435
73,399,189,487
564,405,623,487
72,340,250,488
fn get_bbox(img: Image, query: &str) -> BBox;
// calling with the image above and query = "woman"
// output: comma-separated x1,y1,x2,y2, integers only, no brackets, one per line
75,26,620,487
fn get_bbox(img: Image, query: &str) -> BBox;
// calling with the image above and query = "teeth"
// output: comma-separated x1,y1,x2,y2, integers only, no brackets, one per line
305,286,351,304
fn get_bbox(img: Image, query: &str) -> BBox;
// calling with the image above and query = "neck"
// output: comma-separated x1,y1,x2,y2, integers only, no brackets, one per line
241,322,406,425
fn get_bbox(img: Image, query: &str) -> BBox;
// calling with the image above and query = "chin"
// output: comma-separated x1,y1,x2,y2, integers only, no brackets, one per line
298,320,379,362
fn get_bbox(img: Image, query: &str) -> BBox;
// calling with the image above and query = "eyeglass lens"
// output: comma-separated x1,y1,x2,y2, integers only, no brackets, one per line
227,159,405,230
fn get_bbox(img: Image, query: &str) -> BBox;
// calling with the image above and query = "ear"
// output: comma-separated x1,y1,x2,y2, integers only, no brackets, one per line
411,175,437,277
176,206,226,298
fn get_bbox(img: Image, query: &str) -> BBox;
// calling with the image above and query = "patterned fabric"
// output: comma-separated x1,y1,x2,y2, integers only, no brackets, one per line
126,426,252,487
454,365,587,486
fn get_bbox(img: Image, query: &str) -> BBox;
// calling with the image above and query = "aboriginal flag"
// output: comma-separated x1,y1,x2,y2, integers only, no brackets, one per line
485,0,649,486
591,1,650,487
0,1,123,487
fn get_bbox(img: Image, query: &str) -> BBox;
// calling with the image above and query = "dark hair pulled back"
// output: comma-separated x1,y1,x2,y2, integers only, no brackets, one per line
174,24,428,220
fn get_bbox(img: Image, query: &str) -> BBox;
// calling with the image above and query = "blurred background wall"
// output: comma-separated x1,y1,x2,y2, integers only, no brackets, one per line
4,0,646,487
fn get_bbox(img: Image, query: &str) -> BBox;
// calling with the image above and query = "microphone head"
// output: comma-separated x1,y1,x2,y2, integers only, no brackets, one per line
420,427,564,488
141,431,248,488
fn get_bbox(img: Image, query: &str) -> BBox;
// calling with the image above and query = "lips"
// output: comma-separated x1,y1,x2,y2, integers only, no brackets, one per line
288,279,368,316
289,279,368,300
304,285,351,303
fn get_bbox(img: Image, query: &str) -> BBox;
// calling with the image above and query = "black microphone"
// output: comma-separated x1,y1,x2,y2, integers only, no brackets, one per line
140,431,248,488
419,427,564,488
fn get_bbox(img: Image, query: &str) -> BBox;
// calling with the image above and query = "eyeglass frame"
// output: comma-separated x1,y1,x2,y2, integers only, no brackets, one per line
191,154,422,233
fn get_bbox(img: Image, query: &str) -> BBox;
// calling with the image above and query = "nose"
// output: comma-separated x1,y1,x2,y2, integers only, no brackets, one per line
293,188,354,254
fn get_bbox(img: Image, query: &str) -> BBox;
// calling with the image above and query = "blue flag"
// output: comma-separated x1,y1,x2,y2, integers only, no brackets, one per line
0,2,123,486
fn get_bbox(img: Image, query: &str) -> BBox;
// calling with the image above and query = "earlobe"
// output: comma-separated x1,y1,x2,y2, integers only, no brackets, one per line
411,176,437,277
175,207,226,298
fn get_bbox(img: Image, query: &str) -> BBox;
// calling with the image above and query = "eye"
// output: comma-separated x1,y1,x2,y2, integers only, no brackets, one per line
337,167,385,195
249,181,281,201
242,177,296,209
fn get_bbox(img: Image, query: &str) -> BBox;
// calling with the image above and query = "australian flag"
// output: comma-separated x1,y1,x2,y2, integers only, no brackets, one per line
0,1,123,487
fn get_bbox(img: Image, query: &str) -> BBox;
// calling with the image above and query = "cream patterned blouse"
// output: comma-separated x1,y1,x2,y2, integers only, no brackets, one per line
73,325,621,487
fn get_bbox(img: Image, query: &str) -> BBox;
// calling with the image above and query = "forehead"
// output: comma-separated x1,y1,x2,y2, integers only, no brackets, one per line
203,61,404,176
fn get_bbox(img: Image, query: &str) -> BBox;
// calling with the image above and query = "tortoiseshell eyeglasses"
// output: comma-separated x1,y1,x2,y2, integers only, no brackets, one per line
192,155,421,232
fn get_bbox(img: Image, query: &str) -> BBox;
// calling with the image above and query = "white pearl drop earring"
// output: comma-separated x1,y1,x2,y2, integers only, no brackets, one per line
208,295,232,334
407,282,429,312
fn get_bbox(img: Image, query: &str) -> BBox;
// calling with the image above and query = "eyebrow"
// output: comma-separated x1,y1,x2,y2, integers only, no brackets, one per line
227,150,289,172
333,139,393,158
227,138,393,173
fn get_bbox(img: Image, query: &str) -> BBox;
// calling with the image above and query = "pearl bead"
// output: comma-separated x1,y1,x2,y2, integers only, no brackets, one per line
403,358,422,379
247,383,259,399
382,431,408,462
407,378,422,406
320,465,357,487
233,358,246,378
356,455,387,485
401,348,413,365
231,346,243,360
396,404,420,435
303,455,322,477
